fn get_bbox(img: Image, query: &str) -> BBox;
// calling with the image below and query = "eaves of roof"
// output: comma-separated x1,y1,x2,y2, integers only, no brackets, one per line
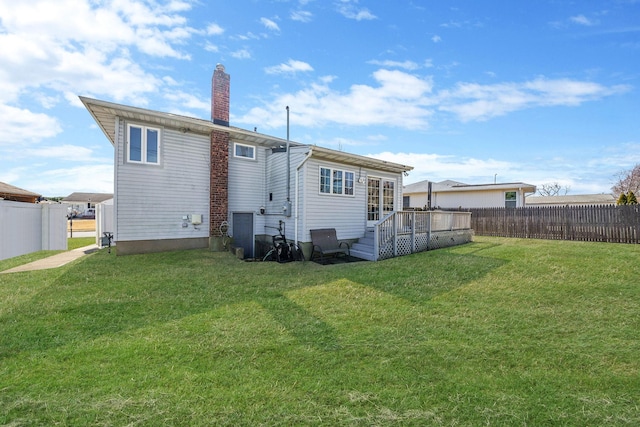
80,96,414,175
80,96,297,149
447,182,537,192
0,181,41,197
305,145,413,174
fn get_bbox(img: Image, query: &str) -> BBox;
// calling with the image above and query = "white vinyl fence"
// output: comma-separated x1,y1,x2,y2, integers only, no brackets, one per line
96,199,115,248
0,201,67,261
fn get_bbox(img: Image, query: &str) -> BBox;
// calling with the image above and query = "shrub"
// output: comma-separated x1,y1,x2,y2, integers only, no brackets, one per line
617,192,628,205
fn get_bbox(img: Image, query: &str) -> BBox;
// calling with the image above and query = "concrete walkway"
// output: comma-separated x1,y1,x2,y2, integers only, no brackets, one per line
0,245,99,274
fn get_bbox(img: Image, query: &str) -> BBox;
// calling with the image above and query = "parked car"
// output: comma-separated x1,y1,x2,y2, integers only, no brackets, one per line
77,208,95,219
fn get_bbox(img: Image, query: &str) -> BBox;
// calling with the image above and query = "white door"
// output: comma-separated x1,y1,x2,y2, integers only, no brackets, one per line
367,177,395,227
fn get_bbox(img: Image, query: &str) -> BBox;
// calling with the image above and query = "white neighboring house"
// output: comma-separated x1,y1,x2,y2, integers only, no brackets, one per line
526,194,616,207
62,192,113,218
81,64,414,259
403,179,537,209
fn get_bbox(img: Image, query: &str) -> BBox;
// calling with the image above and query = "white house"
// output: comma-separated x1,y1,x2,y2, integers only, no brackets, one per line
81,64,415,259
62,192,113,217
526,194,616,207
403,179,537,209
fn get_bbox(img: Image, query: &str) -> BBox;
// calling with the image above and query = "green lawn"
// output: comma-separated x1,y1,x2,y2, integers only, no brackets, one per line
1,237,638,426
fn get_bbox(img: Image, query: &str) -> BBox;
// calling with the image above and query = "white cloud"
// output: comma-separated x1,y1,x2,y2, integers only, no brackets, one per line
25,144,96,162
206,23,224,35
31,165,114,196
0,105,62,145
570,14,594,26
231,49,252,59
336,1,377,20
237,69,435,129
204,42,220,52
265,59,314,74
438,77,630,122
260,17,281,32
367,60,420,70
0,0,195,109
163,91,210,111
371,151,618,194
291,10,313,22
432,35,442,43
371,151,516,184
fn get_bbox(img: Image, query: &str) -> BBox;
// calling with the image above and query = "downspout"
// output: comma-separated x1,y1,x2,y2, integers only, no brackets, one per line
294,148,314,246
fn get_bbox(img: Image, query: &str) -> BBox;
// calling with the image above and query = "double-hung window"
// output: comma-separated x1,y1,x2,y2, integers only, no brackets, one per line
505,191,517,208
127,124,160,164
319,167,354,196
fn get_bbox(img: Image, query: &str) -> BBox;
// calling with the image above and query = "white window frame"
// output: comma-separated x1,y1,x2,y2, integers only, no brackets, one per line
233,142,256,160
505,191,517,208
127,123,161,165
319,166,355,196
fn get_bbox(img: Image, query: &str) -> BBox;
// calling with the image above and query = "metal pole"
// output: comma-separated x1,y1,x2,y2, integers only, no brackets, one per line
286,106,290,203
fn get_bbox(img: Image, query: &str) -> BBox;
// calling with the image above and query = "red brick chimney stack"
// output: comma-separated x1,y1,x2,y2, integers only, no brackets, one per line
210,64,230,240
212,64,230,126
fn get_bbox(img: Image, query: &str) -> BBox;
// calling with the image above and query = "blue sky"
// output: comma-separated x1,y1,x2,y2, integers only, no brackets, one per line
1,0,638,197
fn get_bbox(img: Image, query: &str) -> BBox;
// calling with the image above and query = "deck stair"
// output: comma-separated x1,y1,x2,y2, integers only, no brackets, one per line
349,228,376,261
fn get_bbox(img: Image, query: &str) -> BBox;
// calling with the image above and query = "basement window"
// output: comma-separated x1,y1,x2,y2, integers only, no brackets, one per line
127,124,160,164
234,142,255,160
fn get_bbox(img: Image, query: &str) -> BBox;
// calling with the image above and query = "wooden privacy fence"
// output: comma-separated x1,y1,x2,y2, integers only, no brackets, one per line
470,205,640,244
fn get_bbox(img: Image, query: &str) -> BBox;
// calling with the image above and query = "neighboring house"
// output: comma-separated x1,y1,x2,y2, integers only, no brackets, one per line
403,179,537,209
81,64,414,258
62,192,113,217
0,181,41,203
526,194,616,207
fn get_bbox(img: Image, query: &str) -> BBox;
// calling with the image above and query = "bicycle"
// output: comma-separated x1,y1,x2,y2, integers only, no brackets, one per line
262,220,304,263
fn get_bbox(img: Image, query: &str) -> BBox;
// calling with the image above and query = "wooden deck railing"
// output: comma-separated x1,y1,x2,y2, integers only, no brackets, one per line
373,210,472,261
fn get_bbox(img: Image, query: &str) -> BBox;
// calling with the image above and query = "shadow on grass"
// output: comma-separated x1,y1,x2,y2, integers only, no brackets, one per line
0,241,505,359
336,243,507,304
258,294,341,351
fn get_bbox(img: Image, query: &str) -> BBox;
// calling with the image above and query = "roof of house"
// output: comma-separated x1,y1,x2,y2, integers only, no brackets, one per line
0,181,41,202
62,192,114,204
80,96,413,174
526,194,616,206
404,179,536,194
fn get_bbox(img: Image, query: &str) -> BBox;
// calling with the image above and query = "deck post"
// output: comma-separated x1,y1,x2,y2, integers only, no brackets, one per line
427,211,432,250
373,224,379,261
393,213,398,257
411,211,416,254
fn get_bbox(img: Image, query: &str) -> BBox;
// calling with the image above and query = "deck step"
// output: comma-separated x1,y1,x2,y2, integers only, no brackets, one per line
350,237,375,261
349,247,375,261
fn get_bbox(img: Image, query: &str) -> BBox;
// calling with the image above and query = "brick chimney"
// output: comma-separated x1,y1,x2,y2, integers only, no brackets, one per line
212,64,230,126
210,64,230,242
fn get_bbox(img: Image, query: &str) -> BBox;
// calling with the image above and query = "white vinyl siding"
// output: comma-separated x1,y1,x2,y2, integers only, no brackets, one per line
299,157,402,242
115,121,210,241
228,140,265,237
405,189,525,209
